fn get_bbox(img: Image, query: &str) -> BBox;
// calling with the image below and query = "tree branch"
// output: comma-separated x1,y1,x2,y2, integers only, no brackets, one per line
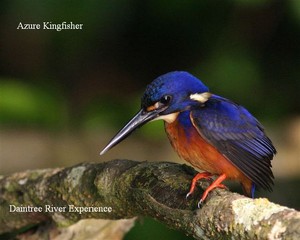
0,159,299,239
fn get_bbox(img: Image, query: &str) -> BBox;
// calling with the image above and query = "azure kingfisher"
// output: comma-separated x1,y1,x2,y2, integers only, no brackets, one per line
100,71,276,206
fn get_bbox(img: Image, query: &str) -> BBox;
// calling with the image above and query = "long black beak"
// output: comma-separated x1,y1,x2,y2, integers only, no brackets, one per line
100,109,159,155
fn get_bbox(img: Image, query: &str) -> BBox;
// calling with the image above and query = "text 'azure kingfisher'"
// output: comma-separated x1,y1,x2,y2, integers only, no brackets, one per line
100,71,276,207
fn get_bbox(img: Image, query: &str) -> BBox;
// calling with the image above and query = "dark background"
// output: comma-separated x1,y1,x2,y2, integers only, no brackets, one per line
0,1,299,239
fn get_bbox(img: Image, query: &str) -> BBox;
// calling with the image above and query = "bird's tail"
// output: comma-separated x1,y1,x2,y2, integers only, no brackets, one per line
241,179,256,198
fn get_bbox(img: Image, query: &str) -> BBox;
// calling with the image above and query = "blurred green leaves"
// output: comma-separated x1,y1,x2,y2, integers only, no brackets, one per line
233,0,271,7
0,0,299,133
0,79,67,128
203,48,261,103
289,0,300,24
82,96,135,130
125,217,192,240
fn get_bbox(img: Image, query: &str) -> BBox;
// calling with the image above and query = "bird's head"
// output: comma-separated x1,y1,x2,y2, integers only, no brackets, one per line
100,71,211,155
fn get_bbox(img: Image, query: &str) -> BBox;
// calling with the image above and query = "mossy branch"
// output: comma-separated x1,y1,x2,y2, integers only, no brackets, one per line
0,159,299,239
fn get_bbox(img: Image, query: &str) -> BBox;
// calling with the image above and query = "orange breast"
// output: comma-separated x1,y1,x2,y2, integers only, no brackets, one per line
165,113,251,185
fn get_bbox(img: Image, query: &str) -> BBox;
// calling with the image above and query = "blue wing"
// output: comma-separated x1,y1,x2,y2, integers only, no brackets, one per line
191,95,276,191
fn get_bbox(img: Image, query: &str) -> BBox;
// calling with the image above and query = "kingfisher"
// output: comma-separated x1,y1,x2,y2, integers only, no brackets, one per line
100,71,276,206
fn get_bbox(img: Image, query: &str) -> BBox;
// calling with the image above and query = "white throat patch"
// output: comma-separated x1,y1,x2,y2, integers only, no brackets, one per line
153,112,179,123
190,92,211,103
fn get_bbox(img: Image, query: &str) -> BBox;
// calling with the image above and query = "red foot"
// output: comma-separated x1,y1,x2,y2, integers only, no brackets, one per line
198,174,227,207
186,172,213,198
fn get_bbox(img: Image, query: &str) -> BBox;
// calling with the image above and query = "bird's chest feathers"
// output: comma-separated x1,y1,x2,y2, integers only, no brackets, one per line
164,111,226,173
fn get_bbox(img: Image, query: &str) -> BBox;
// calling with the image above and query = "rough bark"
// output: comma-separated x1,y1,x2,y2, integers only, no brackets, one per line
0,159,299,239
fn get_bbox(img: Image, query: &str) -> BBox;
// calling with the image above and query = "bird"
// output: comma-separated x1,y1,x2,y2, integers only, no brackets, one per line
100,71,276,207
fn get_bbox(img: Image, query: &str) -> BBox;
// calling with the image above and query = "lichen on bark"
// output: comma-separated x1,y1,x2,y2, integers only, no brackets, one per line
0,159,299,239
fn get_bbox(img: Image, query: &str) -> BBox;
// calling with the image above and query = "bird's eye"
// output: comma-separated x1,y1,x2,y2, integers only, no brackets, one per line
160,95,172,105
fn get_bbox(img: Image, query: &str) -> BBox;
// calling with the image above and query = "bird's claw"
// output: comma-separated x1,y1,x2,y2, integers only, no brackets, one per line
197,199,204,208
186,192,192,199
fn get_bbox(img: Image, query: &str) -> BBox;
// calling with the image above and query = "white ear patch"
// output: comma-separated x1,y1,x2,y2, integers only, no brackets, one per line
190,92,211,103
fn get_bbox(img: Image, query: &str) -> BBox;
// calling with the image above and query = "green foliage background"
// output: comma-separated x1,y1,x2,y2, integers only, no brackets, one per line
1,0,299,130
